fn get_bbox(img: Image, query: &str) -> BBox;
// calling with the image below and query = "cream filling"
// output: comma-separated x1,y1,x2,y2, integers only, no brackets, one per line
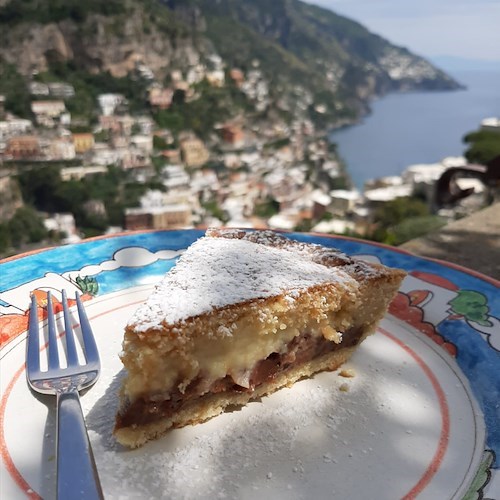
121,287,359,403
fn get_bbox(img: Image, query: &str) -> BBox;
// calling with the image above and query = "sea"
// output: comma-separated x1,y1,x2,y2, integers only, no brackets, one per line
328,70,500,189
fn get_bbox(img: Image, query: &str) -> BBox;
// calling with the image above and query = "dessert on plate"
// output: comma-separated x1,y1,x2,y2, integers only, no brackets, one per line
114,228,406,448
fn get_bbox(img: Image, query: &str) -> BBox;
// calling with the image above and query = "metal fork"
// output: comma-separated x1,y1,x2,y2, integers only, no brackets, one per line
27,290,104,500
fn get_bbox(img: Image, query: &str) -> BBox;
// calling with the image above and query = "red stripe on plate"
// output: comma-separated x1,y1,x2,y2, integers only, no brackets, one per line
379,327,451,499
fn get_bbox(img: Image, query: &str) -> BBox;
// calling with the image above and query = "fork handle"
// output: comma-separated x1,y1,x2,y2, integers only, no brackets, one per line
56,391,104,500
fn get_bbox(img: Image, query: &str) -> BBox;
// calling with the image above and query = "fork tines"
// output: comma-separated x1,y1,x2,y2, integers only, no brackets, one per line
27,290,100,379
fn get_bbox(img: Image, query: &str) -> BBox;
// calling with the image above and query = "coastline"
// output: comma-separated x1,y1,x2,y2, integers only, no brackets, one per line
326,69,500,189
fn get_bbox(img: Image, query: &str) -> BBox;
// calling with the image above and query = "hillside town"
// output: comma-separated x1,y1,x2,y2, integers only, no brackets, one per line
0,57,497,250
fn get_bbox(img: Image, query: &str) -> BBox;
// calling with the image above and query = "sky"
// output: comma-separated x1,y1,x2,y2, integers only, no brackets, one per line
306,0,500,63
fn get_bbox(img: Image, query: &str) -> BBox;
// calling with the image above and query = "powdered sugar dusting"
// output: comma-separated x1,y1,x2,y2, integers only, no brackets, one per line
88,375,353,499
129,235,357,331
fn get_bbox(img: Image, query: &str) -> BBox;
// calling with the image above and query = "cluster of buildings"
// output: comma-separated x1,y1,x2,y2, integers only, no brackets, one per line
0,56,348,242
121,120,348,234
1,54,497,245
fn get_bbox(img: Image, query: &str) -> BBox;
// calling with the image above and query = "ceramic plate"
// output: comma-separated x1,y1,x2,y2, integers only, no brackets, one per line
1,230,499,499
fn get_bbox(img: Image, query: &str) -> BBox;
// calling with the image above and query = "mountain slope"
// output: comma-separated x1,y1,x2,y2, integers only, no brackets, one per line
188,0,460,116
0,0,461,128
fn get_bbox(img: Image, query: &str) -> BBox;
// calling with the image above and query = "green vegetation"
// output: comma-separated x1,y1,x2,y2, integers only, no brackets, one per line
0,206,49,253
253,197,280,218
151,155,167,173
141,0,191,39
75,276,99,296
35,61,150,125
369,197,446,246
294,219,313,232
93,130,111,143
202,12,343,125
152,135,170,151
0,0,125,25
463,129,500,165
153,79,251,139
329,176,349,190
263,137,290,150
14,165,162,238
202,198,228,223
374,197,430,228
382,215,446,246
0,59,32,118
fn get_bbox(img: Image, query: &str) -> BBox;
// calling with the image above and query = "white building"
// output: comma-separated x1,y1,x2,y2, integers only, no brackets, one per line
401,157,468,202
310,189,331,208
48,138,76,160
186,65,206,85
48,82,75,98
92,146,122,166
311,219,356,234
60,165,108,181
191,169,220,194
322,160,341,178
206,70,225,87
131,134,153,154
364,184,413,205
0,118,32,139
402,162,448,185
222,196,245,222
43,213,80,244
267,211,299,231
31,100,66,117
481,117,500,132
135,116,154,135
136,63,155,81
98,93,126,116
161,165,191,190
29,82,49,96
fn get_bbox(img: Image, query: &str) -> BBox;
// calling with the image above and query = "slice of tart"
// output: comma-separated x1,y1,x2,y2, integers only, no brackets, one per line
114,228,406,448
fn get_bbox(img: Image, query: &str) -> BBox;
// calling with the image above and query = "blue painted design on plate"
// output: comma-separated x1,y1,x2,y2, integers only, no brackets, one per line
97,259,179,294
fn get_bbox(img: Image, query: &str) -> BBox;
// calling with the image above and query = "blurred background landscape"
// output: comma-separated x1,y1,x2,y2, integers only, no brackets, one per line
0,0,498,257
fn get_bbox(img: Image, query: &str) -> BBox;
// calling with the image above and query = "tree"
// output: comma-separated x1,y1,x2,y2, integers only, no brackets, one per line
253,197,280,218
153,135,170,150
17,165,63,212
374,197,429,228
384,215,446,246
7,207,48,247
370,197,444,245
0,59,31,118
202,199,228,223
463,129,500,165
0,223,11,253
